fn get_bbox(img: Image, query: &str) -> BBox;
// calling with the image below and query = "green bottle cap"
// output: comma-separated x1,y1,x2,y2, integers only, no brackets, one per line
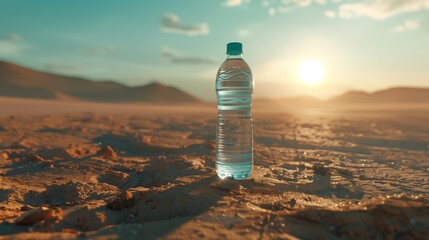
226,42,243,55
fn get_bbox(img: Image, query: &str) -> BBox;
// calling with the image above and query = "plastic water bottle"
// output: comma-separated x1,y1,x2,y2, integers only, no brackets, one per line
215,42,254,180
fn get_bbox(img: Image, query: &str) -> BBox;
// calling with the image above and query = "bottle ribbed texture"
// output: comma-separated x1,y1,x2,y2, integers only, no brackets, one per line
216,55,254,180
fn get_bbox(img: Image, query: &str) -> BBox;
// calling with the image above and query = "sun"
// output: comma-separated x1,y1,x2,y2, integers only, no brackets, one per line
298,60,325,84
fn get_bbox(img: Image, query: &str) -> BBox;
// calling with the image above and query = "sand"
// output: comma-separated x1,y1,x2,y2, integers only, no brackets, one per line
0,97,428,239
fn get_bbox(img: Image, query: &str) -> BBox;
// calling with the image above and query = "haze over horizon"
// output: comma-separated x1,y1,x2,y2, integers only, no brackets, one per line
1,0,429,101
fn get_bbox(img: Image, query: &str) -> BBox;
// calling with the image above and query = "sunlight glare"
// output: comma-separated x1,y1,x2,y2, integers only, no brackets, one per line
298,60,325,84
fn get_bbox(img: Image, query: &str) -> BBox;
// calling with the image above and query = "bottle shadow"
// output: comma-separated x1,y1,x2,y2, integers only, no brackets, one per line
93,175,233,239
89,132,230,238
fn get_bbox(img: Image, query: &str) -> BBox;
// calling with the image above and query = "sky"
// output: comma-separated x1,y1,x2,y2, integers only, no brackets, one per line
1,0,428,101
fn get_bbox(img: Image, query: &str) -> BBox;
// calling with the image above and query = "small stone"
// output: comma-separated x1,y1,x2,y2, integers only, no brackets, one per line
69,208,107,231
312,164,331,176
20,205,34,211
15,207,61,225
61,228,81,235
27,154,45,163
289,198,296,207
100,170,130,187
107,190,135,210
263,173,272,178
97,145,117,159
0,152,8,160
205,141,216,150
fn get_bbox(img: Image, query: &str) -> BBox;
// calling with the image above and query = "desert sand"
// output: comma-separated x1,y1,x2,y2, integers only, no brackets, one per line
0,97,428,239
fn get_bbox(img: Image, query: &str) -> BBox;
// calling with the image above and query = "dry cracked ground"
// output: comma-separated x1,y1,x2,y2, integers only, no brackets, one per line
0,108,428,239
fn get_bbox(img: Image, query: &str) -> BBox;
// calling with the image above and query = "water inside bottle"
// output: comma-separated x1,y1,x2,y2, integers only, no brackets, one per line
216,58,254,180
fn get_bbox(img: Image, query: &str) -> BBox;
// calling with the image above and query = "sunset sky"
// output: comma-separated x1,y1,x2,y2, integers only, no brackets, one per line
1,0,428,100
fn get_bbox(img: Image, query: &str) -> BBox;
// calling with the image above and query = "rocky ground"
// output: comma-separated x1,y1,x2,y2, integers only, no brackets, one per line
0,105,428,239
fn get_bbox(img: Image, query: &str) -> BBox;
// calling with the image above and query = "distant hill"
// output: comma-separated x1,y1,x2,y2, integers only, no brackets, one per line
2,61,428,105
329,87,429,104
253,87,429,108
328,91,369,103
0,61,200,103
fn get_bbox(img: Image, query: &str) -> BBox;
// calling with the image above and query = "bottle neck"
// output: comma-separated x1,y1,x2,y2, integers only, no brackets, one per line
227,54,243,59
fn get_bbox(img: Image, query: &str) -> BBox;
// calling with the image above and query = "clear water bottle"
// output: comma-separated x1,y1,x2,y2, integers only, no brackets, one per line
215,42,254,180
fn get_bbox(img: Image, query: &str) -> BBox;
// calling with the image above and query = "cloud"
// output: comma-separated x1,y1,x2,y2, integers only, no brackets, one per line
262,0,270,7
0,33,27,56
162,13,209,36
5,33,22,42
161,47,216,65
296,0,312,7
223,0,249,7
237,29,251,38
315,0,327,4
0,41,23,55
263,0,328,15
79,44,117,55
263,0,429,19
339,0,429,20
393,19,420,32
283,0,326,7
325,10,336,18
